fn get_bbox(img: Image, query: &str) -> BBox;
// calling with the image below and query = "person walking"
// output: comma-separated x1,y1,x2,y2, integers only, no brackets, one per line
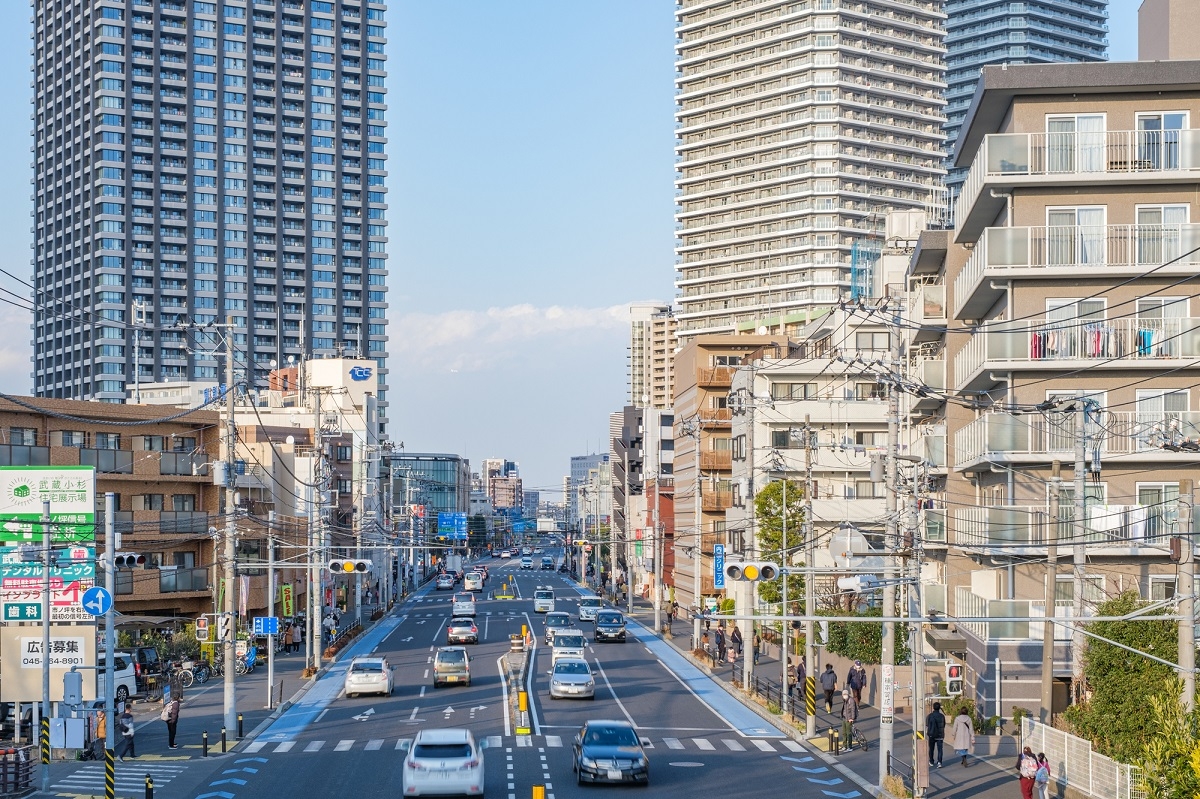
730,625,743,661
715,627,727,664
951,708,975,766
162,695,181,750
1034,753,1050,799
1016,745,1039,799
752,631,762,666
116,709,136,762
819,664,838,713
846,660,867,704
840,689,859,746
926,701,946,768
291,622,303,654
786,657,797,700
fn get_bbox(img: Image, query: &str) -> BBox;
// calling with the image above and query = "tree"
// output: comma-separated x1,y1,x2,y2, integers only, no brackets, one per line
1133,679,1200,799
752,478,805,605
1064,590,1176,763
819,606,911,666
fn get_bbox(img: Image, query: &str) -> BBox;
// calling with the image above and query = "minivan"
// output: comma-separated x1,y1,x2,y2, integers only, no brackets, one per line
432,647,472,688
578,596,603,623
533,588,555,613
464,572,484,593
551,631,587,666
452,593,476,617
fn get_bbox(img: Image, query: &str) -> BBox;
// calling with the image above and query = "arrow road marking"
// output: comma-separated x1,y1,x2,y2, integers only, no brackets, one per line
443,705,455,715
222,768,259,774
352,708,376,721
793,766,830,774
807,777,844,785
210,779,247,787
401,636,414,642
195,793,234,799
235,758,268,764
781,756,815,763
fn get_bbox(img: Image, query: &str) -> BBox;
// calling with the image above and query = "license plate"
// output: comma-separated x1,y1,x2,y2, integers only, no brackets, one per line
445,676,458,682
568,686,580,693
606,769,623,780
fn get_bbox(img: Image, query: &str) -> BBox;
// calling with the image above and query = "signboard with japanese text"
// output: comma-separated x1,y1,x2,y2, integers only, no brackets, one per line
0,626,97,702
437,512,468,541
0,466,96,544
0,546,94,582
713,544,725,589
2,577,95,623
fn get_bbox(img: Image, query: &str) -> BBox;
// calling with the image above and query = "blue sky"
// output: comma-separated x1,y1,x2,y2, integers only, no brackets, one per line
0,1,1140,501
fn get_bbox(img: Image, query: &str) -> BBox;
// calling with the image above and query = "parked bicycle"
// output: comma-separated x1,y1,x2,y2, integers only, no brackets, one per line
175,659,210,688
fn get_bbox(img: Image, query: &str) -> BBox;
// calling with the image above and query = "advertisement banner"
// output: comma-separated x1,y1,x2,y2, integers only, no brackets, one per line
713,544,726,589
0,466,96,543
2,577,95,623
280,584,295,617
0,626,97,702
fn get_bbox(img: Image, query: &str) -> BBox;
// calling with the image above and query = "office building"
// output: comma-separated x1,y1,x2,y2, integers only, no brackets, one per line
673,0,947,338
629,302,676,410
568,453,608,528
944,0,1108,196
482,459,522,510
31,0,390,418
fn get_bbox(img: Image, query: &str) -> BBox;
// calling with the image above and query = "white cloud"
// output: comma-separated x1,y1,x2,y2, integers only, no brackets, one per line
389,303,629,372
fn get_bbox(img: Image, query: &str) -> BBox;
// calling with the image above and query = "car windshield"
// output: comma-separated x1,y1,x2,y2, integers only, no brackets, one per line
351,661,384,673
535,591,553,599
585,726,639,747
597,613,622,624
436,650,467,665
554,635,585,648
413,743,473,760
546,614,570,626
554,661,590,675
581,598,601,607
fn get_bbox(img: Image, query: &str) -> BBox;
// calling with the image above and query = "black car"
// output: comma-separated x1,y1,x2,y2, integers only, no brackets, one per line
540,557,554,570
572,720,650,785
594,611,627,642
128,646,162,693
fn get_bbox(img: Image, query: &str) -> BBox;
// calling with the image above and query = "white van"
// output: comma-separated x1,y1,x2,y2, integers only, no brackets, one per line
578,596,603,623
533,588,555,613
464,572,484,593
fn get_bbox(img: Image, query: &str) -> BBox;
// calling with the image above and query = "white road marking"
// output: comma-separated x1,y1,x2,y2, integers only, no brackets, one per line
275,741,295,752
723,739,746,751
365,739,384,751
692,738,715,750
592,658,638,729
663,738,684,750
304,741,324,752
335,740,354,751
753,740,776,752
244,741,266,753
780,740,804,752
545,736,562,747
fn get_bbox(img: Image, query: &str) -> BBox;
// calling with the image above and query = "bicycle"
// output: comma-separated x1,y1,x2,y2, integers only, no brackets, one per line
174,660,210,688
846,724,869,751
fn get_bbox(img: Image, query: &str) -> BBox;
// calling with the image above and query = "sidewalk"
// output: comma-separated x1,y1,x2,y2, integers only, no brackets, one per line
613,589,1022,799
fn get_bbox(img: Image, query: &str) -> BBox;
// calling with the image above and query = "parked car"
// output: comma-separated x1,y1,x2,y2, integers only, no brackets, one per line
432,647,471,688
343,656,393,698
549,658,596,700
446,617,479,645
98,651,139,703
571,720,650,785
594,611,628,643
403,728,485,796
126,646,162,694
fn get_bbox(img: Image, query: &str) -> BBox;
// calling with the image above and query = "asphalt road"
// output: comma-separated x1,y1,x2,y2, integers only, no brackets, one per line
82,547,868,799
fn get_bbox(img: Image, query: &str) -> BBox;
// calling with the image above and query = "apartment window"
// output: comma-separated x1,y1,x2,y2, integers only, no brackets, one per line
337,479,352,495
8,428,36,446
172,494,196,512
771,429,798,449
1137,112,1188,170
855,332,889,351
714,355,741,367
141,435,166,451
1137,483,1180,543
1046,114,1105,173
94,433,121,450
1150,576,1177,601
855,431,886,447
852,480,885,499
771,383,816,400
854,383,884,401
732,435,746,460
1046,207,1105,265
1136,205,1188,265
711,396,728,410
173,551,196,569
173,436,197,451
336,445,352,461
711,437,731,451
135,494,165,511
58,431,87,448
1055,574,1104,605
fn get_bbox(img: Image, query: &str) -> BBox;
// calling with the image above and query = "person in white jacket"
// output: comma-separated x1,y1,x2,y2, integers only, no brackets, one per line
951,710,975,767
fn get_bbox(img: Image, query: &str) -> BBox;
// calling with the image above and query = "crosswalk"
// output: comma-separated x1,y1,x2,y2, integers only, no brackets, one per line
243,734,806,755
51,762,190,795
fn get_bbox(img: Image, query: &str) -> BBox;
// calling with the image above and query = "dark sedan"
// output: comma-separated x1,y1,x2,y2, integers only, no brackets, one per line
594,611,627,643
571,720,650,785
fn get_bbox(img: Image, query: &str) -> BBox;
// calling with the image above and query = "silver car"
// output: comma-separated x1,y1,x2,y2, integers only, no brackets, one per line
549,657,595,700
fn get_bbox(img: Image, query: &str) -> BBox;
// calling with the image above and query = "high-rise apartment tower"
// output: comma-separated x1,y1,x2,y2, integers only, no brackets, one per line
629,301,676,410
673,0,947,339
32,0,390,418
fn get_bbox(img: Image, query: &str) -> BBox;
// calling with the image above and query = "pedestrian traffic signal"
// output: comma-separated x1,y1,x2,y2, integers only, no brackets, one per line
328,559,372,574
113,553,146,568
946,662,963,696
724,561,779,582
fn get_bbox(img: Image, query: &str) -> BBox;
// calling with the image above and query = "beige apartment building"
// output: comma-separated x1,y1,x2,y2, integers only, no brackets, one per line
912,60,1200,717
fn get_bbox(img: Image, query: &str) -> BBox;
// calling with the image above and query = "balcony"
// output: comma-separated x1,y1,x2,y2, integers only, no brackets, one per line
909,282,946,342
955,128,1200,241
955,587,1079,642
699,450,732,471
698,408,732,427
955,224,1200,319
911,358,944,412
697,366,735,388
159,512,210,534
954,317,1200,392
700,488,732,512
955,503,1176,556
954,411,1200,470
911,431,945,470
159,566,209,593
922,508,947,546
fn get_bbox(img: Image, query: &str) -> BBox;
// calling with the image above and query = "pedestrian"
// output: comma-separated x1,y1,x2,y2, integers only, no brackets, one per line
786,657,797,699
752,631,762,665
846,660,867,704
819,664,838,713
951,707,975,767
840,689,858,745
926,701,946,768
282,623,293,654
795,658,807,700
730,625,743,660
715,627,727,664
292,621,303,653
1034,753,1050,799
1016,745,1038,799
161,695,181,750
671,601,678,622
116,709,136,761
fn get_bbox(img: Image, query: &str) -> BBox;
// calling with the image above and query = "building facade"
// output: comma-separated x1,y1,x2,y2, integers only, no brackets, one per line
944,0,1108,196
673,0,947,339
629,302,676,410
568,453,608,528
32,0,390,413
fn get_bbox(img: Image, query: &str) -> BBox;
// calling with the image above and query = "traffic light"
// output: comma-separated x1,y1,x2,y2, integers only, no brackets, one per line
113,553,146,568
328,559,372,574
724,561,779,582
946,662,964,696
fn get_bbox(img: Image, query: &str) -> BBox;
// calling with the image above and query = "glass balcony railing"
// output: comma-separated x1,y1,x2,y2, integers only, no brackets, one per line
955,411,1200,465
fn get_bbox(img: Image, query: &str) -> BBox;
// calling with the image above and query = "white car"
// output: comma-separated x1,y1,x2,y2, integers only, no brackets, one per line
98,651,139,704
499,550,512,559
344,656,393,698
452,592,476,617
403,728,484,796
551,631,588,666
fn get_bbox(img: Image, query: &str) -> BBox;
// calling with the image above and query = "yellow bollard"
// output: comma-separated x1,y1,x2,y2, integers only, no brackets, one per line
532,786,546,799
518,691,528,712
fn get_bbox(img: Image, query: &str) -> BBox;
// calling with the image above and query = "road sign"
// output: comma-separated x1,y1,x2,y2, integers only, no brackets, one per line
195,617,209,641
80,586,112,616
253,616,279,636
713,544,725,589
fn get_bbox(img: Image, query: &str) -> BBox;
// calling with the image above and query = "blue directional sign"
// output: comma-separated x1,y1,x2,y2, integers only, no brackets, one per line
713,544,726,589
81,585,113,617
253,616,279,636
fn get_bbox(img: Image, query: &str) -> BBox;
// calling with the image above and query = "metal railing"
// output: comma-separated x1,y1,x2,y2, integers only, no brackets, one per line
956,504,1178,549
1020,717,1143,799
955,411,1200,465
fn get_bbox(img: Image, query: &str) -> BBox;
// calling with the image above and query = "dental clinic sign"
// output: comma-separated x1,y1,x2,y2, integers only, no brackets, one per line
0,466,96,544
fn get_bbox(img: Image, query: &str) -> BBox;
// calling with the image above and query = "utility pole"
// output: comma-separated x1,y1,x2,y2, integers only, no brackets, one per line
39,500,50,794
355,440,364,626
1042,462,1061,724
780,467,789,715
222,315,238,735
133,300,146,404
803,415,816,738
1071,402,1086,701
691,422,704,648
1179,479,1195,709
310,387,326,670
652,473,662,635
266,510,276,709
879,301,900,783
910,489,927,799
103,493,116,753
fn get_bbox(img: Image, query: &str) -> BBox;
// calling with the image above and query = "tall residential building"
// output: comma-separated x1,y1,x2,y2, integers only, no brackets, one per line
1139,0,1200,61
629,302,676,410
568,453,608,529
673,0,947,339
482,459,522,510
944,0,1108,195
32,0,390,416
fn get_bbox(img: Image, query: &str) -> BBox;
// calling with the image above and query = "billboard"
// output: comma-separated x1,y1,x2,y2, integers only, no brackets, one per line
0,466,96,544
437,512,468,541
0,545,96,622
0,625,97,702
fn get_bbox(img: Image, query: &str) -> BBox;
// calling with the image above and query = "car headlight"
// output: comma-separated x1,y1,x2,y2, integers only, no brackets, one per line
580,757,598,769
586,680,594,687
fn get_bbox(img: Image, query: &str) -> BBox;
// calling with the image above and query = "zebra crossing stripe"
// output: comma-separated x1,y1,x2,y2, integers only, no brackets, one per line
780,740,804,752
275,741,295,753
365,739,384,751
692,739,715,750
334,740,354,752
752,740,775,752
244,741,267,753
304,741,324,753
663,738,684,750
723,740,746,751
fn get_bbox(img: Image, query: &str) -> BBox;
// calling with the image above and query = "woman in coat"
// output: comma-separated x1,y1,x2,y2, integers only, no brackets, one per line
951,709,975,767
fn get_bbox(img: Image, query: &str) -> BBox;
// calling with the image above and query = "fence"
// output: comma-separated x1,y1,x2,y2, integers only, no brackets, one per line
0,745,33,796
1020,718,1143,799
